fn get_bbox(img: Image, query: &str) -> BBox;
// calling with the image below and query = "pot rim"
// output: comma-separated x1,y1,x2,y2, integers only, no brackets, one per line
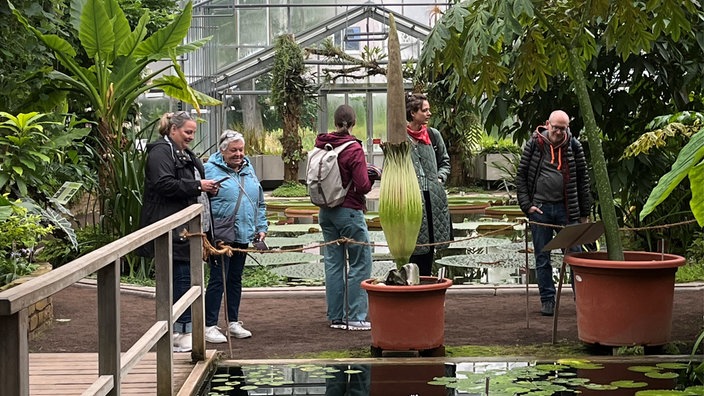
361,276,453,293
564,250,686,270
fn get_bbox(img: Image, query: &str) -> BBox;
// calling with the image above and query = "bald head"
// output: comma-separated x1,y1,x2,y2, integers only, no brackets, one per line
546,110,570,144
549,110,569,125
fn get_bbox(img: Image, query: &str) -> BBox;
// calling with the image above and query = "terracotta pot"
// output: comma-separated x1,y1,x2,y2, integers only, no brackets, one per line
361,276,452,352
564,251,686,346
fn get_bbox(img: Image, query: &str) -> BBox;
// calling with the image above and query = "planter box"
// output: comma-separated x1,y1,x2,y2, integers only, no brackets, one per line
474,153,514,181
249,154,306,189
565,251,686,346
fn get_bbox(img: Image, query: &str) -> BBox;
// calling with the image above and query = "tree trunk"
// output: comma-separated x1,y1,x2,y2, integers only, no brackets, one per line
240,79,265,152
281,108,302,183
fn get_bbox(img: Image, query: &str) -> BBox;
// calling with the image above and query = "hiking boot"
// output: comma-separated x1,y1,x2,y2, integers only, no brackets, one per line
541,300,555,317
228,321,252,338
172,332,192,352
205,326,227,343
346,320,371,331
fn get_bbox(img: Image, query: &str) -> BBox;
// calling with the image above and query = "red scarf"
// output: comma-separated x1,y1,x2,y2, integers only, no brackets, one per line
407,124,431,145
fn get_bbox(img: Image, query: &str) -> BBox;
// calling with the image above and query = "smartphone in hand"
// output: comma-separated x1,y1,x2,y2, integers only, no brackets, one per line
253,239,269,250
215,176,229,185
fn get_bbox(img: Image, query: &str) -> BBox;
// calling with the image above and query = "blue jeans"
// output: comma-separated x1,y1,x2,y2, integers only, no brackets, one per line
173,259,192,333
204,244,247,326
319,207,372,322
528,202,580,303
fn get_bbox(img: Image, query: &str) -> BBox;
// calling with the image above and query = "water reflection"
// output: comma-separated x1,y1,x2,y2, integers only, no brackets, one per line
324,364,370,396
202,360,692,396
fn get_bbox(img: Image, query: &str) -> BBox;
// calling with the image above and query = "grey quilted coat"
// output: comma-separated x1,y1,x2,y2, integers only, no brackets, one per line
410,127,453,255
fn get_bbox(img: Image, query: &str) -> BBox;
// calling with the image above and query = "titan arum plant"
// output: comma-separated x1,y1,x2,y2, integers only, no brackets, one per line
419,0,702,260
378,14,423,269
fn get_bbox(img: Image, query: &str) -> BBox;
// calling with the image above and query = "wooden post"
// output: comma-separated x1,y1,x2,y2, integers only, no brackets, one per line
189,214,206,361
0,309,29,395
155,233,174,395
97,258,121,395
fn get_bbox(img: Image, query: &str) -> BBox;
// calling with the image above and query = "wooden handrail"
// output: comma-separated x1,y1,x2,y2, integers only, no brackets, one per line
0,204,207,396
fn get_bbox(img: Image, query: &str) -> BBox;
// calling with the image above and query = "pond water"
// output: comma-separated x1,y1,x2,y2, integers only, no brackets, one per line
198,359,700,395
257,207,574,287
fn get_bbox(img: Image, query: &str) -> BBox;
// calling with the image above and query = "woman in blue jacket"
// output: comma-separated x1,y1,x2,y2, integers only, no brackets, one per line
203,130,268,343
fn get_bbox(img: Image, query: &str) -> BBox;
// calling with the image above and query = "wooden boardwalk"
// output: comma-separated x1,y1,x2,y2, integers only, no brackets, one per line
29,350,218,395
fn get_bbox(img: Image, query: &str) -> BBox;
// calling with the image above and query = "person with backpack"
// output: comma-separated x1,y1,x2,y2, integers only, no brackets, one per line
516,110,592,317
405,93,452,277
313,104,377,331
203,130,267,343
137,111,220,353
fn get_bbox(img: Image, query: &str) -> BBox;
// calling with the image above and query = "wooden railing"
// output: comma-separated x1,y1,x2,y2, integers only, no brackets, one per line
0,204,207,396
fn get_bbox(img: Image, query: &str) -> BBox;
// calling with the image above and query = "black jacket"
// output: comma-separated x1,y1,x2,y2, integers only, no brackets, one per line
516,127,592,222
137,136,206,261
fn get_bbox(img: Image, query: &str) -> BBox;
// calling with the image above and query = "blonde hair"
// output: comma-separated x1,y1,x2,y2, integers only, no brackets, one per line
158,111,193,136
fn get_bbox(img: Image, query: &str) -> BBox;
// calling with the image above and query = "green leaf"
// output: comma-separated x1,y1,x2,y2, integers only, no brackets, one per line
118,14,149,57
79,0,115,61
640,127,704,221
133,1,192,59
690,161,704,226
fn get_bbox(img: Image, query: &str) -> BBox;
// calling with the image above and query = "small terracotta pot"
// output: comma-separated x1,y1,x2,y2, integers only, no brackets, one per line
361,276,452,352
565,251,686,346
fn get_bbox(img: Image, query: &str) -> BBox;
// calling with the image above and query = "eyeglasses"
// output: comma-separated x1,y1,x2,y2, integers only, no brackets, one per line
219,130,243,144
168,110,192,120
551,125,569,132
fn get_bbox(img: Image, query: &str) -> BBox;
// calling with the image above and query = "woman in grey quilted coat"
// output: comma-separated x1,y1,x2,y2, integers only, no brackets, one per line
405,93,453,276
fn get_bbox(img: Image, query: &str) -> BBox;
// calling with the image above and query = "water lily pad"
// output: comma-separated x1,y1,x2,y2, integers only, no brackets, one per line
271,260,396,280
449,237,513,249
628,365,661,373
240,385,258,390
644,371,679,379
211,385,234,391
267,223,321,237
656,362,689,370
583,383,619,390
245,252,322,266
611,380,649,388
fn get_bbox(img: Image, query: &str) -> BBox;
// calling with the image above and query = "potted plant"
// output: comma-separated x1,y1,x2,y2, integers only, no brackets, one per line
418,1,695,346
474,135,521,183
360,15,452,357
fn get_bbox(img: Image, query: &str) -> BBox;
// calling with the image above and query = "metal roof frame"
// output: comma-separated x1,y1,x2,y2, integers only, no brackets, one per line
210,2,431,93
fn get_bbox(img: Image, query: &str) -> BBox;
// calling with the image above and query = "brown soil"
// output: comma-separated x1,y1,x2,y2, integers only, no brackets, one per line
29,283,704,359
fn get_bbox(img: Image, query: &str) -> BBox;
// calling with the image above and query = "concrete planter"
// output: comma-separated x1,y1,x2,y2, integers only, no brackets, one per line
249,155,306,189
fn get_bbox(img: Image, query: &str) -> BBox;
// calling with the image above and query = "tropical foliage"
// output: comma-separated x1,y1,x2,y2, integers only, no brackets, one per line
0,195,53,287
419,0,702,260
271,34,316,183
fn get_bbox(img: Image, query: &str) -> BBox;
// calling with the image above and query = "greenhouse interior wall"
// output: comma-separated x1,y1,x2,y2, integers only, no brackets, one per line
138,0,450,169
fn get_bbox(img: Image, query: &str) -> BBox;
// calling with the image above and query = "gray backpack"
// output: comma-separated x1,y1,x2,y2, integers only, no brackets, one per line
306,140,356,208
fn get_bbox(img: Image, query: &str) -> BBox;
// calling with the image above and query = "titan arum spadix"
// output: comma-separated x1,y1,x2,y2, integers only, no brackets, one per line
379,14,423,269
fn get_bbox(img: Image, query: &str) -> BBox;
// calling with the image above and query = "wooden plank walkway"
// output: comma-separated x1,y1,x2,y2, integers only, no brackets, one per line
29,350,218,395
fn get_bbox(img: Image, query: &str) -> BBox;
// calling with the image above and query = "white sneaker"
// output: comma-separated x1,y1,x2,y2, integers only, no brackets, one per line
205,326,227,343
228,321,252,338
172,332,192,352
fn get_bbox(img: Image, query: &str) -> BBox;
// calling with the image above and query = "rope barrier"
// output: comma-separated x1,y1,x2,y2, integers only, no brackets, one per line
180,217,699,260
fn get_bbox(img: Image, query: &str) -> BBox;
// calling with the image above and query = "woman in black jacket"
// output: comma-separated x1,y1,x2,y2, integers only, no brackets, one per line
138,111,220,352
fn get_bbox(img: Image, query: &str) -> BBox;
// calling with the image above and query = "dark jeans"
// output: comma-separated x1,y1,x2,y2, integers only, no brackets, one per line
528,202,581,303
173,259,192,332
204,243,247,326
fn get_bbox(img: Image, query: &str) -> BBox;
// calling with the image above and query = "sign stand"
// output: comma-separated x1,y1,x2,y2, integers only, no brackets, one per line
541,222,605,344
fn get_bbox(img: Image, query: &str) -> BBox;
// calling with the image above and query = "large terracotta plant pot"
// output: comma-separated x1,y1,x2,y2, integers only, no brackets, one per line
361,276,452,354
564,251,686,347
